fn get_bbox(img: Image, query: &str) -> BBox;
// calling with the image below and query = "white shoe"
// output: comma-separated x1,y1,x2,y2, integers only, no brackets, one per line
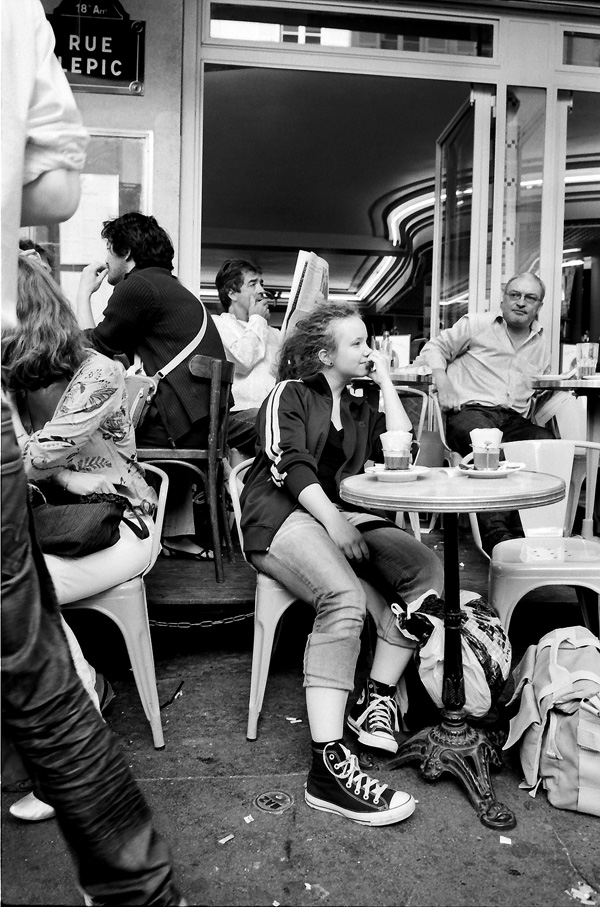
9,792,56,822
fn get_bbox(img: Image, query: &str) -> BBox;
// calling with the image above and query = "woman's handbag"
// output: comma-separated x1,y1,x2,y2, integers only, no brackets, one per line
30,485,149,558
125,312,208,430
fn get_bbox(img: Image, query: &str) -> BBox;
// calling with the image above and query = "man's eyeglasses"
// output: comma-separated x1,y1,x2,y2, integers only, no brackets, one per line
505,290,540,304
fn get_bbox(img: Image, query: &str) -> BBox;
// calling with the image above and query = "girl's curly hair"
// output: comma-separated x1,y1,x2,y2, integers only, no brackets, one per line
2,255,88,391
277,301,362,381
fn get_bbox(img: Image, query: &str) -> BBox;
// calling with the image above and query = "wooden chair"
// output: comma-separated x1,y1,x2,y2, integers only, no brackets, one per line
228,459,390,741
137,355,235,583
62,464,169,749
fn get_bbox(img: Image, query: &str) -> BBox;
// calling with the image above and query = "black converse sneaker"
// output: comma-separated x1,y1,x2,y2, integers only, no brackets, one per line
347,679,399,754
305,741,415,826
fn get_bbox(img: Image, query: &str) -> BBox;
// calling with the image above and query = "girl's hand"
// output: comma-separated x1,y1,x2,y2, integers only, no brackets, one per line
324,512,370,562
367,349,392,387
59,472,117,496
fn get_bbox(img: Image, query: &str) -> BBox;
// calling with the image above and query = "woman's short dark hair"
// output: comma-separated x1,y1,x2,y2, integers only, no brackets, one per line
277,301,362,381
101,213,174,271
2,256,88,391
214,259,260,309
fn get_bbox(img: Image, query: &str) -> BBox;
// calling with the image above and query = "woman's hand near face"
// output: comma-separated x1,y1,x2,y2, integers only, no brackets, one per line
366,349,392,387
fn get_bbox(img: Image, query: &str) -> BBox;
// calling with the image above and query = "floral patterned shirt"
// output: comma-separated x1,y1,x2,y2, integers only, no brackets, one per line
22,350,156,515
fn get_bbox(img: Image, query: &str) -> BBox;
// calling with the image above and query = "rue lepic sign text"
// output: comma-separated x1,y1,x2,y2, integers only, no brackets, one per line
47,1,145,95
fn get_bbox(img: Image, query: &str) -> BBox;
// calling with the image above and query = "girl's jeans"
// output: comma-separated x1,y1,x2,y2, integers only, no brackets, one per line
1,396,182,906
251,508,444,692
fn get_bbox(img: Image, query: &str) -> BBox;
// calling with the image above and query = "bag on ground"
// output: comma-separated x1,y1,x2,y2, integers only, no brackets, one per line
503,625,600,816
393,590,512,719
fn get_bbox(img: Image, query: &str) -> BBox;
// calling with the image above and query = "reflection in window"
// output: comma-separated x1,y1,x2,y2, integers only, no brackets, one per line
210,4,494,58
502,87,546,280
282,26,322,45
438,103,475,330
563,32,600,68
561,91,600,352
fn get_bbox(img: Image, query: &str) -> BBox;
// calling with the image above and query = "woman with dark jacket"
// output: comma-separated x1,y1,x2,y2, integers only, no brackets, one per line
240,301,444,827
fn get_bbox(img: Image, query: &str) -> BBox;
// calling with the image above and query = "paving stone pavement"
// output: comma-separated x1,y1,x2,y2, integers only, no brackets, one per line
2,531,599,906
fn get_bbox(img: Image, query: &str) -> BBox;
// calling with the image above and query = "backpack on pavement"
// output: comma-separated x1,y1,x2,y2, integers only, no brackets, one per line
503,625,600,816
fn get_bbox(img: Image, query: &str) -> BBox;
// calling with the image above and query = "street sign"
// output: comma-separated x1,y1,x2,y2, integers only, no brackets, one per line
47,0,145,95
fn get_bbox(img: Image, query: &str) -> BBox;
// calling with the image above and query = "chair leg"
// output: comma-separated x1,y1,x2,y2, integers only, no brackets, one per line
121,594,165,750
575,587,600,637
64,583,164,749
218,466,235,563
206,462,225,583
408,512,421,541
247,592,294,740
469,512,489,560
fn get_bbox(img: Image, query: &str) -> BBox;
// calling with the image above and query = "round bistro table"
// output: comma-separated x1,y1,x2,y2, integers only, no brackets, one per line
340,466,566,830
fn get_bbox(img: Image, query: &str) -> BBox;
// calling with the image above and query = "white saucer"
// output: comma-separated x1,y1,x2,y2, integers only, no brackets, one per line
459,462,525,479
365,464,429,483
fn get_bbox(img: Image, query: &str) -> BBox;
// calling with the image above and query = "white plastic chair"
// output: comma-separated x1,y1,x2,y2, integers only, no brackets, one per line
228,459,390,741
532,390,588,535
62,464,169,749
488,439,600,634
393,386,430,540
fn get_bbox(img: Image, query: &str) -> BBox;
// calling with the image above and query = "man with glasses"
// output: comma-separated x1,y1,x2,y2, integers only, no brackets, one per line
416,272,554,554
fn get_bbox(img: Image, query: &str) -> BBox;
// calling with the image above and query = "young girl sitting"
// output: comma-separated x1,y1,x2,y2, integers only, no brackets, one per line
240,302,444,826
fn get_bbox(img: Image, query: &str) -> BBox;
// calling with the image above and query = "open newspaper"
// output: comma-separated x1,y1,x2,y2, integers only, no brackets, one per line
281,250,329,336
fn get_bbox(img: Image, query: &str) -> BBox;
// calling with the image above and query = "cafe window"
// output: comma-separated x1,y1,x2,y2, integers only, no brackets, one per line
23,130,152,322
209,3,495,58
563,32,600,68
281,25,322,44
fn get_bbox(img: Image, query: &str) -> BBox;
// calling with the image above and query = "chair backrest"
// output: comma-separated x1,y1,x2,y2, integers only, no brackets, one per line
429,392,458,464
188,355,235,460
501,440,575,538
139,463,170,572
532,390,587,442
394,386,429,442
414,429,446,467
228,457,254,560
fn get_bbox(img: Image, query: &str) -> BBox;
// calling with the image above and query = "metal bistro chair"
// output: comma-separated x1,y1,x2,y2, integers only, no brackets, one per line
488,439,600,635
228,459,390,741
62,464,169,749
137,355,235,583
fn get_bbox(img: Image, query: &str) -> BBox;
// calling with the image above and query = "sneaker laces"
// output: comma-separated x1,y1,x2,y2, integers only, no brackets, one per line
363,692,399,735
333,745,388,803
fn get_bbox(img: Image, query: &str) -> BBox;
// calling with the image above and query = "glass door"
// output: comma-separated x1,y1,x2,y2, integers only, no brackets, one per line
431,86,495,335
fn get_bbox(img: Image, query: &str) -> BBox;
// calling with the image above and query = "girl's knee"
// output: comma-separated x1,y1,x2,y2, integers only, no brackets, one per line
316,584,367,634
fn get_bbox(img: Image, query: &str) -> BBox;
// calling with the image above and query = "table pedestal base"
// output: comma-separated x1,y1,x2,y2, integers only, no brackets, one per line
385,709,517,831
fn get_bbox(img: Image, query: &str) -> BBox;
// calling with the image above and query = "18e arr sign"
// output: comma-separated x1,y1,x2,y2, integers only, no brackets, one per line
47,1,145,95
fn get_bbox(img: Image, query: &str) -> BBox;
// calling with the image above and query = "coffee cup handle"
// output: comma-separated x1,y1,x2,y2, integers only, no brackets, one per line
411,440,420,465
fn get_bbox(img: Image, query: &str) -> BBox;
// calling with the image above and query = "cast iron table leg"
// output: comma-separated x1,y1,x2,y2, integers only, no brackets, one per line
385,512,517,830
